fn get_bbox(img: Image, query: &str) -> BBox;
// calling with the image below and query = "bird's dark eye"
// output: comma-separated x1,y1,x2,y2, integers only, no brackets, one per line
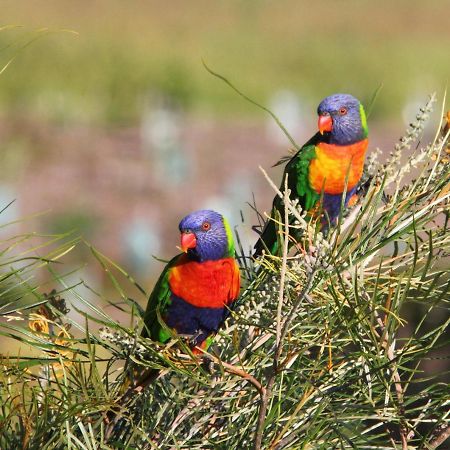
338,107,348,116
202,221,211,231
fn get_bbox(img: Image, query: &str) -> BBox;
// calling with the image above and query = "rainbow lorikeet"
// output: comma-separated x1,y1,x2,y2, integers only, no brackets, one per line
105,210,240,435
254,93,369,257
141,209,240,352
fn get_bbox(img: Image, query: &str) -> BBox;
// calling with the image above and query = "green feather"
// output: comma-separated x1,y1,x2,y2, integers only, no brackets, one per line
255,100,368,258
142,220,236,342
360,103,368,139
141,255,179,343
290,144,320,211
223,217,235,257
254,138,321,257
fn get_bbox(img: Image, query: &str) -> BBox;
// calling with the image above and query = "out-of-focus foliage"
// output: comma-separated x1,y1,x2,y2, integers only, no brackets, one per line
0,0,448,123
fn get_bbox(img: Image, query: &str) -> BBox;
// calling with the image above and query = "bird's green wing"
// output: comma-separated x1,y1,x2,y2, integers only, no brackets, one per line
285,143,320,211
254,135,320,257
141,255,180,342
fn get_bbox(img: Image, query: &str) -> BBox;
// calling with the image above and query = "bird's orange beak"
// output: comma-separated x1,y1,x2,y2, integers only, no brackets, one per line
318,114,333,134
181,232,197,252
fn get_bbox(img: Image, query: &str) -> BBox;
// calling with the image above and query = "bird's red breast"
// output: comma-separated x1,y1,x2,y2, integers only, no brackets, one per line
309,138,368,195
168,254,240,308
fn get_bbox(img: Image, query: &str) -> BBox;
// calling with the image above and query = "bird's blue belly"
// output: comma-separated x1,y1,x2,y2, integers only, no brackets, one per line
164,295,229,345
322,187,357,223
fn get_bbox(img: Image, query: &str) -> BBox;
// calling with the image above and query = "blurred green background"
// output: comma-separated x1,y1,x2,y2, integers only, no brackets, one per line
0,0,448,292
0,0,448,122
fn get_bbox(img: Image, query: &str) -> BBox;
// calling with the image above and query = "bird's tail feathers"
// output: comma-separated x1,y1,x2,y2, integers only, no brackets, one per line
104,367,161,440
253,211,282,259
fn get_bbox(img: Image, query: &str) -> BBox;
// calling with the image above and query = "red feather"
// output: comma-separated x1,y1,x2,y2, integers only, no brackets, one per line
168,254,240,308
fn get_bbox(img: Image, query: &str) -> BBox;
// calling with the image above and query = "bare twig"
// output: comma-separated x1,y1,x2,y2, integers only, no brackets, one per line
276,177,290,347
374,299,409,450
427,426,450,449
253,181,291,450
259,166,307,226
202,352,266,396
168,338,265,440
253,177,318,450
269,385,316,449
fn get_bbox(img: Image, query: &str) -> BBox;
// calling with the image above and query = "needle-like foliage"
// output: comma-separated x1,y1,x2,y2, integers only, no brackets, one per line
0,96,449,450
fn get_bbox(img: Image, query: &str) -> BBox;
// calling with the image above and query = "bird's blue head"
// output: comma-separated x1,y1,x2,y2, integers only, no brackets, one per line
317,94,368,145
178,210,235,262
